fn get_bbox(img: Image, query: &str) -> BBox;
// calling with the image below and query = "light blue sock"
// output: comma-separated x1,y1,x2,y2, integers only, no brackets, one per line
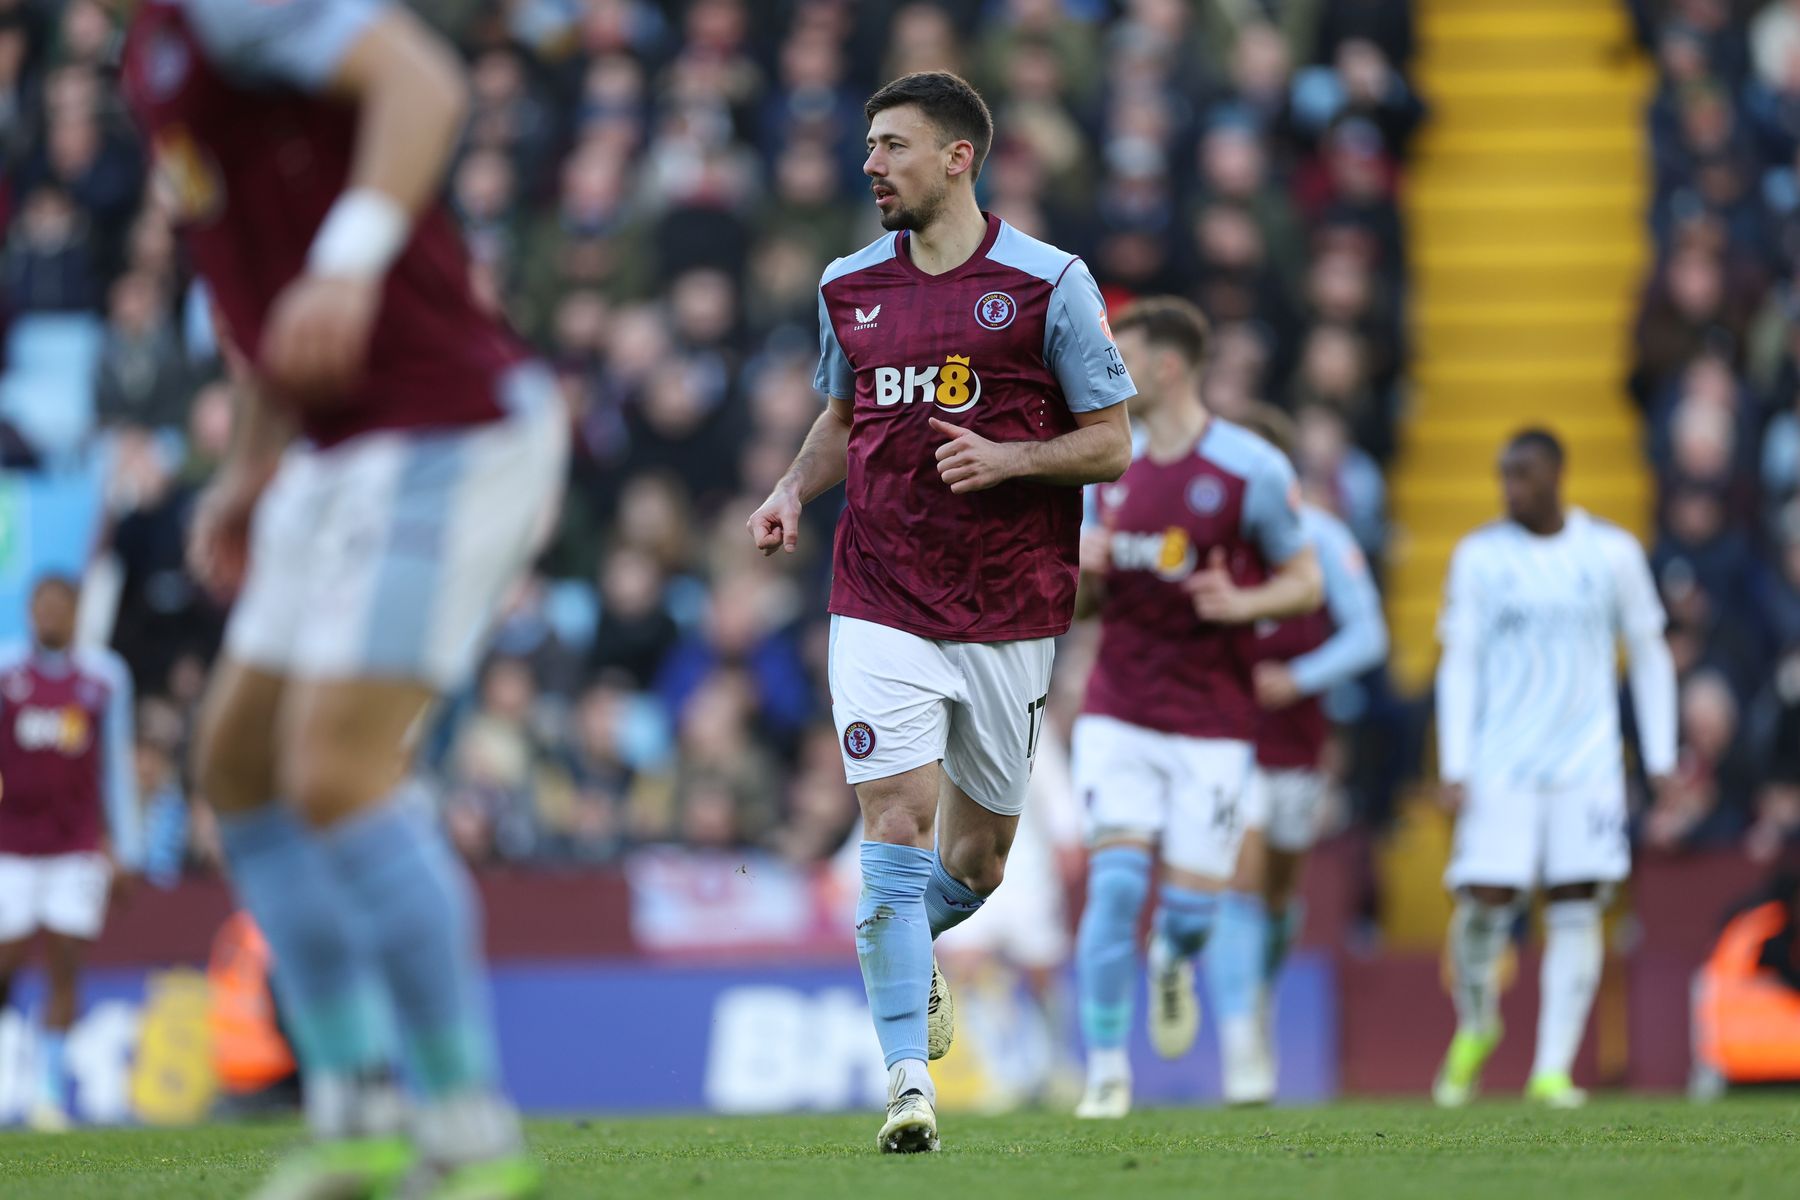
1155,884,1218,959
1264,900,1303,986
37,1028,66,1108
854,841,935,1068
923,850,984,938
320,785,497,1097
1207,890,1269,1022
218,806,392,1073
1075,845,1151,1050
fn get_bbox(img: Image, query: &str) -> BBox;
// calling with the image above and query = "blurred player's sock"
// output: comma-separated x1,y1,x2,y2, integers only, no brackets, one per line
320,784,522,1162
922,850,983,938
1210,892,1274,1104
218,805,396,1137
1153,883,1217,959
1208,891,1267,1021
37,1028,66,1102
854,841,935,1076
36,1027,67,1111
1532,899,1603,1082
1264,900,1304,985
1075,845,1151,1056
1448,895,1516,1036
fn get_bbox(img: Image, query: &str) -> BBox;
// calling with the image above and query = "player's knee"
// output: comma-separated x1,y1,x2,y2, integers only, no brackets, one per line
1466,885,1521,908
1545,882,1599,902
862,803,932,848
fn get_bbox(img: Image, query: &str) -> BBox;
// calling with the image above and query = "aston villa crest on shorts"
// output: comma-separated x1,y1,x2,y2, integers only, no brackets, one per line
843,721,877,760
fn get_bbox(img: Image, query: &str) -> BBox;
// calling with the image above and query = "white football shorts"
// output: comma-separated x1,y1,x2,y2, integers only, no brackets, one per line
1444,776,1630,891
1072,713,1255,879
0,852,112,942
827,615,1054,816
1252,767,1328,854
226,362,568,690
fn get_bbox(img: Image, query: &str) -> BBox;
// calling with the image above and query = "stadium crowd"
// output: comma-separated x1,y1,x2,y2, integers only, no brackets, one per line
14,0,1792,876
0,0,1424,876
1633,0,1800,858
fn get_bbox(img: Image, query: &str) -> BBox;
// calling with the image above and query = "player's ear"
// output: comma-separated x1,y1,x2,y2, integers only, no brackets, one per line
945,138,975,180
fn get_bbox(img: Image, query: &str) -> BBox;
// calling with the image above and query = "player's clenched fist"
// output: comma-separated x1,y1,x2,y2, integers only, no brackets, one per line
1185,546,1253,623
748,484,803,555
930,416,1018,494
260,273,382,404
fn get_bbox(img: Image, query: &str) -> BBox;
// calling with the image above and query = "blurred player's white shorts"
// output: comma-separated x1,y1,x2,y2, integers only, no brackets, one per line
1252,767,1327,854
227,362,568,690
1072,714,1254,879
1444,776,1630,890
0,852,111,941
827,615,1054,816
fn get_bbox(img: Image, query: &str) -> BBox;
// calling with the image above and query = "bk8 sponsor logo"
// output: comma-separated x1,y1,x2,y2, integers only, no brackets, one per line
1111,526,1198,581
872,353,981,413
13,706,92,755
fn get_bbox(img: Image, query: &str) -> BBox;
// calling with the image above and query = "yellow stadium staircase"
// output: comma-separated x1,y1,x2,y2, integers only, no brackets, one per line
1380,0,1657,946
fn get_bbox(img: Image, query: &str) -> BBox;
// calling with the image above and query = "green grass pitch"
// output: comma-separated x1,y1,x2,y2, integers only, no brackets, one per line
4,1097,1796,1199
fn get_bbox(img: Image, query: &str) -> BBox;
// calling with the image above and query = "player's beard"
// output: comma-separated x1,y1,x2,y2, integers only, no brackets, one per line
879,178,948,233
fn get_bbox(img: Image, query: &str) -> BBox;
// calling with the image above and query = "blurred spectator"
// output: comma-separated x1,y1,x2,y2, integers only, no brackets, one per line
0,0,1440,880
661,669,781,850
1647,668,1755,848
95,270,190,431
107,382,231,697
536,683,661,863
2,184,98,312
590,546,680,689
1295,402,1387,561
444,657,551,863
1748,646,1800,859
656,570,812,742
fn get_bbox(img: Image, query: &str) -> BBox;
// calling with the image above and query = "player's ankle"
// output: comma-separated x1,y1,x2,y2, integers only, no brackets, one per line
1087,1045,1130,1084
412,1088,524,1166
888,1058,935,1104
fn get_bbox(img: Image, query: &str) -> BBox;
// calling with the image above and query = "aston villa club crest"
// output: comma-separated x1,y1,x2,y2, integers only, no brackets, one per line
974,291,1016,330
843,721,877,760
1187,476,1226,516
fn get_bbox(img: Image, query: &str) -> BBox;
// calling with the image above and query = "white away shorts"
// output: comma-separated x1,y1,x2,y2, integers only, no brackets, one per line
1072,713,1255,879
827,616,1054,816
1252,767,1328,854
0,852,111,942
1444,777,1630,891
226,362,568,690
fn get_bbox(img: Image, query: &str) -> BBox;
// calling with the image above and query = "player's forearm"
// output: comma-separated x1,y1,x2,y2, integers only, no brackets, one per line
333,13,470,221
777,403,852,505
1074,571,1106,620
103,696,144,869
1235,548,1323,623
1626,631,1679,777
1290,613,1388,696
1436,641,1480,782
1005,422,1130,487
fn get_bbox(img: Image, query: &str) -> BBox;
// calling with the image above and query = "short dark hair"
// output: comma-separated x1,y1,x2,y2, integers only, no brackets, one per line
1111,295,1211,369
1238,402,1298,461
864,71,994,179
1507,427,1565,467
31,573,78,600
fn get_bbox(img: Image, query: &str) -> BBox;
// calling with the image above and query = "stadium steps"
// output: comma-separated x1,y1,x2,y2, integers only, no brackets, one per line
1382,3,1655,947
1390,0,1655,701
